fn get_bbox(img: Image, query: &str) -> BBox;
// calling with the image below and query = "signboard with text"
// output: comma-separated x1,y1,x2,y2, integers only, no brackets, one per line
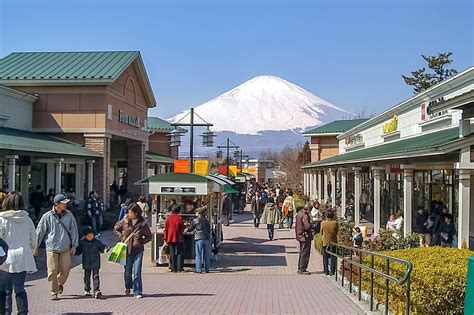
174,160,190,173
194,160,209,176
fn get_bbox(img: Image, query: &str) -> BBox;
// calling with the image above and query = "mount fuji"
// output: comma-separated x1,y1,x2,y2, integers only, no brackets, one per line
169,75,354,156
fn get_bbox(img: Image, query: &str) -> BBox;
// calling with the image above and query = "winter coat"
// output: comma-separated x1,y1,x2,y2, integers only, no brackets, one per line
440,222,456,244
251,196,265,215
222,196,232,215
413,212,429,234
76,238,107,270
114,217,152,254
320,219,338,247
86,197,103,217
0,210,37,273
282,196,296,216
261,202,280,224
36,208,79,253
295,209,313,242
188,216,211,241
163,213,184,244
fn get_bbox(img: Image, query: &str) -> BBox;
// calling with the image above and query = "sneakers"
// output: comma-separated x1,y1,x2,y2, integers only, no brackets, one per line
84,290,91,296
58,284,64,294
297,270,311,275
95,291,102,299
135,294,143,299
51,294,59,301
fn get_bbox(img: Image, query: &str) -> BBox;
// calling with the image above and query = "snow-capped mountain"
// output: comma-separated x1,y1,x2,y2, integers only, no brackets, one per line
170,75,353,135
168,75,354,155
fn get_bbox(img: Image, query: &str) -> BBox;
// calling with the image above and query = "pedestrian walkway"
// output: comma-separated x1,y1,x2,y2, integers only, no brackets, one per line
24,210,365,314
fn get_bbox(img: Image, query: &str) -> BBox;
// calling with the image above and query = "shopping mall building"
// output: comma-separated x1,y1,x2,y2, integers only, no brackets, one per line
0,51,177,207
303,67,474,249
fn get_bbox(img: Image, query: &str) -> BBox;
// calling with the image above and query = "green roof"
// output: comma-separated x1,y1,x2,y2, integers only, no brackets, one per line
223,184,238,194
141,172,209,184
0,51,139,82
304,119,368,135
303,126,469,168
146,151,174,164
147,117,176,132
0,127,101,157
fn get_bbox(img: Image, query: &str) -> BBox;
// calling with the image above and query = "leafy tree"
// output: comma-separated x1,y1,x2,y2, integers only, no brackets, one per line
402,52,458,94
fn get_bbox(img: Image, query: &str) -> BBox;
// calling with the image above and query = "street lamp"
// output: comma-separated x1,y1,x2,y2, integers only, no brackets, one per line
169,128,184,147
171,108,214,173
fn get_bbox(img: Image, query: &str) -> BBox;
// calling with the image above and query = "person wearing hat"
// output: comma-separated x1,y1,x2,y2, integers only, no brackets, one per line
35,194,79,300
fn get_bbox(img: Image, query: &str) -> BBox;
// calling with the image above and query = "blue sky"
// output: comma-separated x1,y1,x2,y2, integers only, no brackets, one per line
1,0,472,119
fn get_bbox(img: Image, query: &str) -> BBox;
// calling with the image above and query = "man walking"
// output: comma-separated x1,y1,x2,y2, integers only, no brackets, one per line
250,191,264,228
321,209,338,276
295,204,313,275
35,194,79,300
86,191,104,237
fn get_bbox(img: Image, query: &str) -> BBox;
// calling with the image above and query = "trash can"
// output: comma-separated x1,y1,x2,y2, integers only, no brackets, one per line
466,256,474,315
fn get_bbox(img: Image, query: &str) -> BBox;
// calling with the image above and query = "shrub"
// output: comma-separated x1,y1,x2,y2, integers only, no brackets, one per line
361,247,473,314
337,219,354,246
365,229,421,251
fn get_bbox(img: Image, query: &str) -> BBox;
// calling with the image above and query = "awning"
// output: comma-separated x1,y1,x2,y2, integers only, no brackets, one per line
0,127,100,157
146,151,174,164
303,126,474,168
137,173,210,195
223,184,238,194
210,174,235,185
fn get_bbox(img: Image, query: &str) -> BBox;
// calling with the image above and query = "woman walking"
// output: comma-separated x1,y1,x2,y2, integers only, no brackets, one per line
0,192,37,314
261,193,280,240
114,203,152,299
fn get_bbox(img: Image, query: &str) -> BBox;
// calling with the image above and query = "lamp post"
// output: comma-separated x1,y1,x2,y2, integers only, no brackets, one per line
217,138,239,177
170,107,215,173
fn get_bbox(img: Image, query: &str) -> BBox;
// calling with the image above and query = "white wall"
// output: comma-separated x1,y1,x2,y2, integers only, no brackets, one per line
0,87,34,131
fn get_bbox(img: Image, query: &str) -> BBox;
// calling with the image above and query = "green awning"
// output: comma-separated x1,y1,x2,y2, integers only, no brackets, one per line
146,151,174,164
303,126,472,168
0,127,100,157
223,184,238,194
137,172,209,184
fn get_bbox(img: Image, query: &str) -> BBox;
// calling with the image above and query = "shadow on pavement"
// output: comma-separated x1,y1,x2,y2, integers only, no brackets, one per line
213,255,287,267
221,243,286,255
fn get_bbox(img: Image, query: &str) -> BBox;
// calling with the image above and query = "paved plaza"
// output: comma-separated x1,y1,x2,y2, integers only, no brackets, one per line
25,211,364,315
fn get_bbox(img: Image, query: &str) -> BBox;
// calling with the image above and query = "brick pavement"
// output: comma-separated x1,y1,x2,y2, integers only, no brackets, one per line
22,210,365,314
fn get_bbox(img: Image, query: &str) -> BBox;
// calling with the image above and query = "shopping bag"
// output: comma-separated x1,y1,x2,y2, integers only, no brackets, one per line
108,242,127,265
158,246,169,265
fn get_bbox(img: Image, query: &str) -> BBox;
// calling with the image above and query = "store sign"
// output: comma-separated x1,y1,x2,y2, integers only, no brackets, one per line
390,164,402,173
194,160,209,176
161,187,196,193
383,115,398,134
174,159,190,173
119,110,140,128
229,165,238,176
421,97,448,121
345,133,364,146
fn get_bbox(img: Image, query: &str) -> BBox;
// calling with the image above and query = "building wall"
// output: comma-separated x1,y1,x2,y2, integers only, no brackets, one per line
309,135,340,162
149,132,177,158
0,87,34,131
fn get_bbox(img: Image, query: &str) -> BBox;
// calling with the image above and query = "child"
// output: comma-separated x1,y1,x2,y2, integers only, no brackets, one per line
76,226,109,298
352,227,363,248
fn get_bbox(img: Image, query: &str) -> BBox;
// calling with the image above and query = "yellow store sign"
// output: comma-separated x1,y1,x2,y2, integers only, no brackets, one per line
194,160,209,176
383,115,398,134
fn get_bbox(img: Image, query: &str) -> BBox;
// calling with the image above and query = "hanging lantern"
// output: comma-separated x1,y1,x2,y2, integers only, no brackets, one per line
201,128,216,147
233,150,240,159
216,150,223,159
169,128,183,147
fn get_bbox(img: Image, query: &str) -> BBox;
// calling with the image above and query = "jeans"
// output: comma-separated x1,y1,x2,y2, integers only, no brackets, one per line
124,251,143,296
168,242,183,272
2,271,28,315
84,268,100,293
298,240,311,272
286,211,294,229
323,245,336,275
91,214,103,235
195,239,211,273
267,224,275,240
253,213,261,228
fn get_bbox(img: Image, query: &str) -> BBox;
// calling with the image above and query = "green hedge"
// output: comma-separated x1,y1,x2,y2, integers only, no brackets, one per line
361,247,473,314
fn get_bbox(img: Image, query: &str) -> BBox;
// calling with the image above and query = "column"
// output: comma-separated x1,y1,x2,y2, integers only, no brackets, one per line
304,172,308,196
317,170,322,202
458,169,471,248
372,167,384,233
55,159,64,195
85,134,111,206
20,166,29,208
127,141,147,197
6,155,18,192
313,171,318,200
87,160,95,195
341,168,347,218
323,170,328,203
353,167,361,226
330,169,336,208
403,168,413,236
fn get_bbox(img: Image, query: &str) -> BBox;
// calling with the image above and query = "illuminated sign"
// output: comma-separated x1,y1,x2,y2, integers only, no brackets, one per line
383,115,398,134
119,110,140,128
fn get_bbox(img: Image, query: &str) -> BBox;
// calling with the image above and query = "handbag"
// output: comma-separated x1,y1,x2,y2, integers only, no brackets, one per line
108,225,141,265
158,246,169,265
162,243,170,255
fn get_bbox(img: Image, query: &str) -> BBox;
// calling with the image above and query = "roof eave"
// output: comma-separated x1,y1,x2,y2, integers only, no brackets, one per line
303,132,341,137
133,54,157,109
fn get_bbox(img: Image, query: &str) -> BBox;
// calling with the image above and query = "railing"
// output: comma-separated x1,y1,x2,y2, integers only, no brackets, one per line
326,243,413,315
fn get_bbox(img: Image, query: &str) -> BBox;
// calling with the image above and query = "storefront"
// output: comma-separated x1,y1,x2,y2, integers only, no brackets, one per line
303,67,474,249
0,51,158,205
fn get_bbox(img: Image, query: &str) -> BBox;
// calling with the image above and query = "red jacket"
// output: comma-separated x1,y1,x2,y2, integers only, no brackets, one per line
164,213,184,243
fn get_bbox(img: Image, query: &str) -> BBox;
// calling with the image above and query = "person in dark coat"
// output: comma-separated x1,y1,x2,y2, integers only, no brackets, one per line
413,207,430,246
440,214,456,247
251,191,265,228
76,226,109,299
295,204,313,275
222,195,232,226
163,206,185,273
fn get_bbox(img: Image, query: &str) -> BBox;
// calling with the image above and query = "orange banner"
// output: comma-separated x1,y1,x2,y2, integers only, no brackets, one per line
174,159,190,173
